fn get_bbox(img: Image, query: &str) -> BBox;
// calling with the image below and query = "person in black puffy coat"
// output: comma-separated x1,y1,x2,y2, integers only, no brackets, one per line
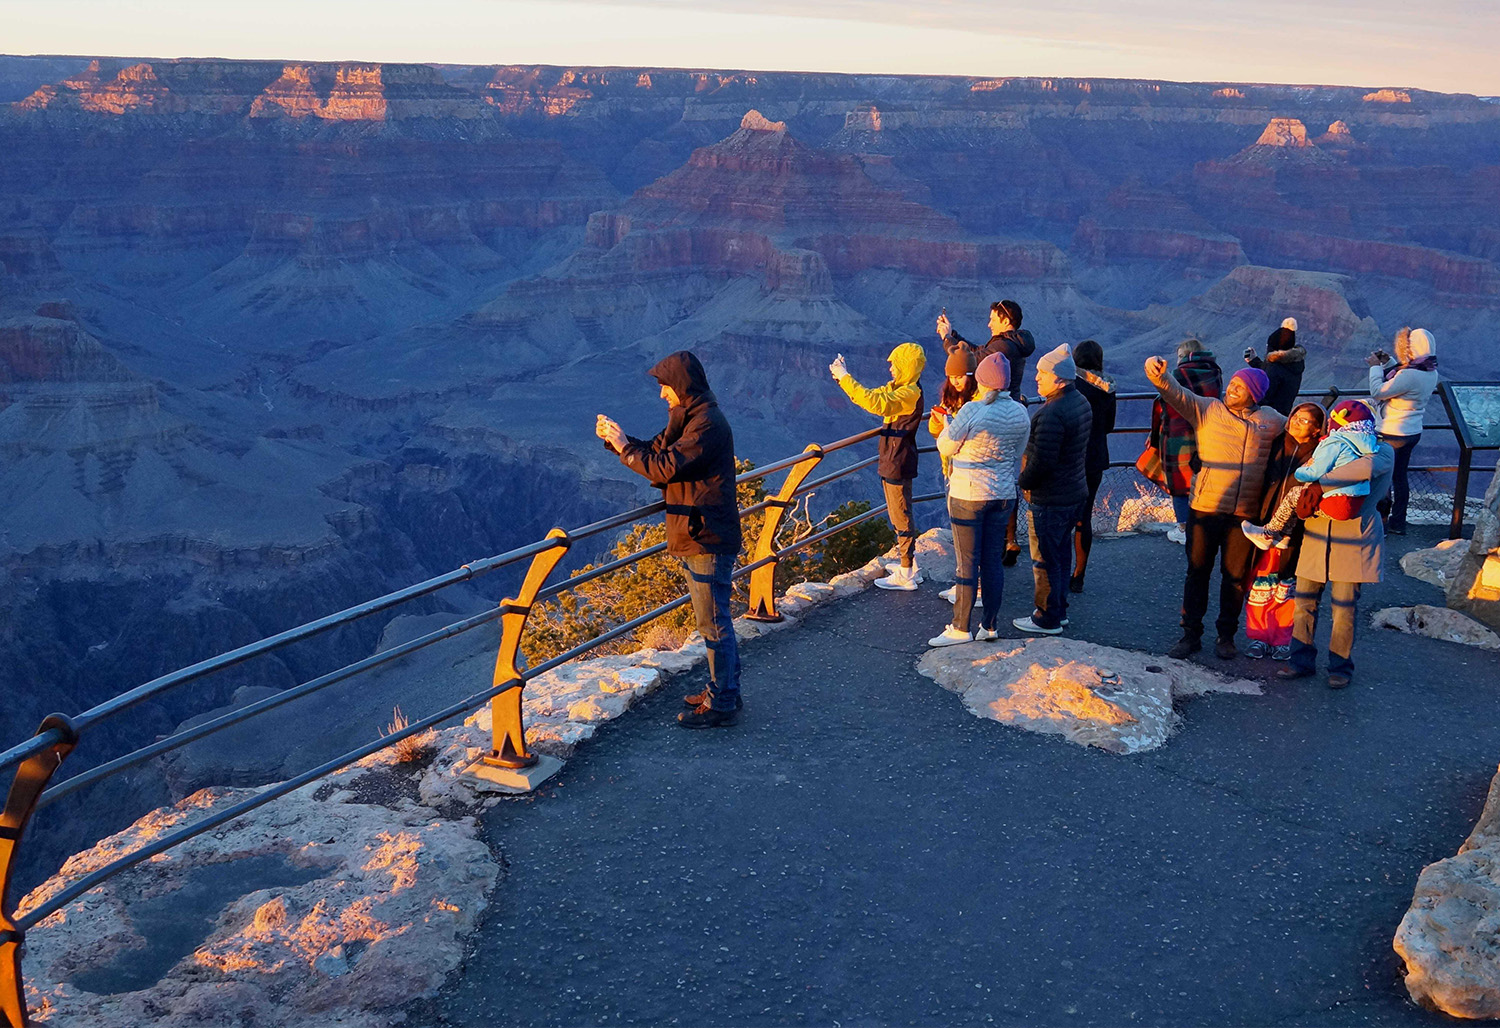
1070,340,1117,594
597,351,742,728
1014,344,1092,635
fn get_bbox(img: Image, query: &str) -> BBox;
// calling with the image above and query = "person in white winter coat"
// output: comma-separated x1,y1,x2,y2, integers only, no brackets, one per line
927,352,1032,646
1365,327,1438,534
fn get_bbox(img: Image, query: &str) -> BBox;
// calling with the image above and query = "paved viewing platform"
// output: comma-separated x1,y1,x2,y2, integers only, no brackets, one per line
419,526,1497,1027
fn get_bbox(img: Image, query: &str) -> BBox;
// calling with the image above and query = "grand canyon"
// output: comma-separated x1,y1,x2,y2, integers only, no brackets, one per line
3,55,1499,845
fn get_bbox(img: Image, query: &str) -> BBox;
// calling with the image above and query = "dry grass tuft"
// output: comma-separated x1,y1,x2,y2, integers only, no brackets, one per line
636,621,691,652
383,705,437,764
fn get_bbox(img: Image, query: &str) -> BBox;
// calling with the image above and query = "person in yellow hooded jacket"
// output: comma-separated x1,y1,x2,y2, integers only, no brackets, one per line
830,342,927,590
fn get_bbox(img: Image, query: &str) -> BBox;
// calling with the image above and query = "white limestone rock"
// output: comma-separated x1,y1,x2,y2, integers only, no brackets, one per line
785,581,836,604
1447,473,1500,633
20,774,497,1028
917,637,1260,754
1395,764,1500,1019
1116,492,1179,533
1371,605,1500,649
1402,538,1470,589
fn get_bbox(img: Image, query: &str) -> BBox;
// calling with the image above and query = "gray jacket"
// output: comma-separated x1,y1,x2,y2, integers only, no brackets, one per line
1295,443,1396,584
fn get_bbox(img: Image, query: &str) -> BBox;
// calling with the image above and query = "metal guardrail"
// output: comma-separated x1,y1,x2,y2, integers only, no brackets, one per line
0,379,1490,1026
1102,384,1492,539
0,418,946,1027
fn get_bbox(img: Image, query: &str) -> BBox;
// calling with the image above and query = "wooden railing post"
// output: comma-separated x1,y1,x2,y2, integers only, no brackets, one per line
746,445,823,622
484,528,571,770
2,715,79,1028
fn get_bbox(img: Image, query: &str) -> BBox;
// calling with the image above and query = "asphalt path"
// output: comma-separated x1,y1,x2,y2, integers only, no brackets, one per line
418,526,1499,1027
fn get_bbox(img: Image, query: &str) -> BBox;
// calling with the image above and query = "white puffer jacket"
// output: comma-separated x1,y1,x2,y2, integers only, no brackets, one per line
1367,329,1439,438
936,393,1031,502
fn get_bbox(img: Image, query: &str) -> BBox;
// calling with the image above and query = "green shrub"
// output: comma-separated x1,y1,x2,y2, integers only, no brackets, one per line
522,460,891,666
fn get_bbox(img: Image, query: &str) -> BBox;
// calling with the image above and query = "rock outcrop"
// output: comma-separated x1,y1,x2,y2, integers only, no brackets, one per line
917,637,1260,754
1446,473,1500,632
1371,605,1500,649
1395,765,1500,1018
20,758,499,1027
1402,538,1471,590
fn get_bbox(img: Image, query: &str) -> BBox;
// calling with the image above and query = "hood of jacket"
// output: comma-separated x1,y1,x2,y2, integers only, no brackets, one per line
1077,369,1115,394
1266,345,1306,366
990,328,1037,360
1407,328,1436,360
887,342,927,387
649,350,714,404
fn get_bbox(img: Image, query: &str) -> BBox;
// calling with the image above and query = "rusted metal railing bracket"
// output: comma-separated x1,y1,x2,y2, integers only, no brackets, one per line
2,714,79,1028
485,528,571,770
746,445,823,622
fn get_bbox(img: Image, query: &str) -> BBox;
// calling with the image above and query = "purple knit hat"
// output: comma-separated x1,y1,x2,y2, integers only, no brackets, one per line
1229,367,1270,404
975,352,1010,391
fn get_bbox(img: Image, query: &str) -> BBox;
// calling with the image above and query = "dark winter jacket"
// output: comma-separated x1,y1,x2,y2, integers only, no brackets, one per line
1017,383,1092,507
1075,370,1118,478
1248,331,1307,416
946,328,1037,402
616,351,742,556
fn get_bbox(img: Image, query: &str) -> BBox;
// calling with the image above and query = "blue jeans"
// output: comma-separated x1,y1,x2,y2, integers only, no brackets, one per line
1171,494,1192,525
1382,433,1420,529
949,496,1015,633
1027,502,1081,629
682,553,741,710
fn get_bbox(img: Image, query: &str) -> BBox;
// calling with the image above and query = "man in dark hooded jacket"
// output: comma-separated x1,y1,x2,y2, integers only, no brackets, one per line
1243,317,1307,416
937,299,1037,404
597,351,743,728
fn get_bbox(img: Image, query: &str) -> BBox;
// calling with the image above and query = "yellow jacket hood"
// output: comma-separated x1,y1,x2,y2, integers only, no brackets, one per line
887,343,927,387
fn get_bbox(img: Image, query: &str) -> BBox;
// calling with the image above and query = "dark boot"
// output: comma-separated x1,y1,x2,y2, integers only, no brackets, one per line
678,703,739,729
1167,635,1201,659
1068,573,1085,594
1214,638,1237,660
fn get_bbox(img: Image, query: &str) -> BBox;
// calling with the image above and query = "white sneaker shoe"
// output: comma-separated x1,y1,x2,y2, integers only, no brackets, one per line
875,566,920,591
974,626,1000,642
885,561,924,583
1012,615,1063,636
1166,525,1187,545
938,585,957,603
927,626,973,647
1240,521,1276,551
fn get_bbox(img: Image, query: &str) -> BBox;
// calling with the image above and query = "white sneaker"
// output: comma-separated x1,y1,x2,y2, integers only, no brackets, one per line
927,626,973,647
974,626,1000,642
938,585,957,603
1166,525,1187,545
885,561,924,583
875,566,919,591
1013,615,1063,636
1240,521,1276,551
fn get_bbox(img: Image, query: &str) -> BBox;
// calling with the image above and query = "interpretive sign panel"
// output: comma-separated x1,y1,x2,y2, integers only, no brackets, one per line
1446,383,1500,450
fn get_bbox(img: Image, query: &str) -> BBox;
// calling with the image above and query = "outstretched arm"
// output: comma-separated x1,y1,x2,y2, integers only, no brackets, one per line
1145,357,1211,427
838,374,920,419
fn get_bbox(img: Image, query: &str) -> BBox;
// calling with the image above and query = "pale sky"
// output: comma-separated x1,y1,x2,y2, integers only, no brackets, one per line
5,0,1499,95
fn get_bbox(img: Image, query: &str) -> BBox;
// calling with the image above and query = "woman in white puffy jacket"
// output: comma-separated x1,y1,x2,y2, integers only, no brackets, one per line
927,352,1031,646
1365,327,1438,534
